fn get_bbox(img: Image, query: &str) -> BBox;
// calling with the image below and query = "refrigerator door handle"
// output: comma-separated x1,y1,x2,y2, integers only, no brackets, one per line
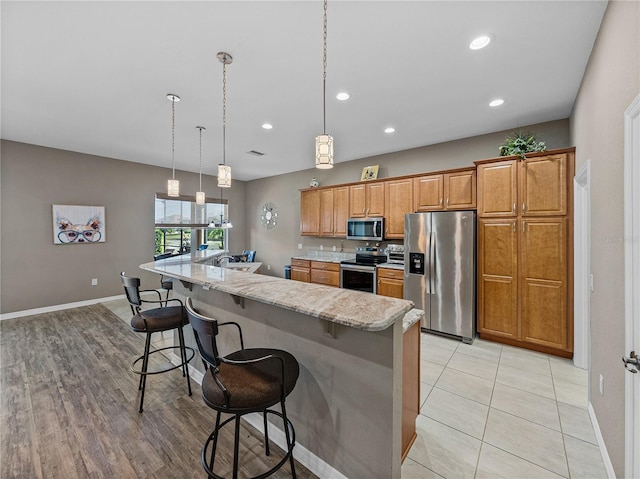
429,231,436,294
425,231,432,294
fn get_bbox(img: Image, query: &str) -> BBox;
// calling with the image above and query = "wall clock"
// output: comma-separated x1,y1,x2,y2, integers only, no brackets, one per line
261,202,278,229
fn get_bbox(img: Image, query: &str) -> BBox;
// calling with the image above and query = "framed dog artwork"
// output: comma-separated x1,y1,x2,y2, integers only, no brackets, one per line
52,204,106,244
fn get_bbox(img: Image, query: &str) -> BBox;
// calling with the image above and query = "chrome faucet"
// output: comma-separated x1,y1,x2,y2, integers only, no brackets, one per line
215,255,234,266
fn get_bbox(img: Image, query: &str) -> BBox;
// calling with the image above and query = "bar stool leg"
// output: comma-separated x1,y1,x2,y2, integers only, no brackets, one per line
281,399,297,478
208,411,222,479
138,333,152,413
177,327,192,396
232,414,241,479
263,410,271,456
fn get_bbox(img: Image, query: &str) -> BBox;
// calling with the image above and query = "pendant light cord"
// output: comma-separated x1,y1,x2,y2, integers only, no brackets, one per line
222,61,227,166
171,96,176,180
198,126,204,191
322,0,327,135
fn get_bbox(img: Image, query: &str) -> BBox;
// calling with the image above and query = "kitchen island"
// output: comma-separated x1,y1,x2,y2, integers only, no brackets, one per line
140,255,421,479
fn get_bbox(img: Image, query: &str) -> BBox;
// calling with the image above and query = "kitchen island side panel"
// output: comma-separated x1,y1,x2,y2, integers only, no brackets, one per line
179,283,403,479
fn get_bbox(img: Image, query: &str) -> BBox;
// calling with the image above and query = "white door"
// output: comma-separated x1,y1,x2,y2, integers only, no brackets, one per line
624,93,640,479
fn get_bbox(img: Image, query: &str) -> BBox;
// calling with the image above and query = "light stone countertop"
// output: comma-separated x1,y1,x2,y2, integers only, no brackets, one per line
403,308,423,332
291,251,356,263
140,257,415,332
377,262,404,271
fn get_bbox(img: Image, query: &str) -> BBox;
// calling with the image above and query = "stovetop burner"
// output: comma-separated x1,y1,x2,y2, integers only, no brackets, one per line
341,247,388,266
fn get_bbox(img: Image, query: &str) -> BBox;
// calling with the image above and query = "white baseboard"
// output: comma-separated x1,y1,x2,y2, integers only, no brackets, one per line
588,402,616,478
166,352,346,479
0,294,127,321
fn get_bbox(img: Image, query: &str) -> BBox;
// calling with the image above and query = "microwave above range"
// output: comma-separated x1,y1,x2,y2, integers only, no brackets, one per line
346,217,385,241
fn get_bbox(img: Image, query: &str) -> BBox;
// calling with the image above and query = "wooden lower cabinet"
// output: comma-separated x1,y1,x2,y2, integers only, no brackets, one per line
290,259,310,283
310,261,340,287
402,321,420,462
478,217,571,356
377,267,404,299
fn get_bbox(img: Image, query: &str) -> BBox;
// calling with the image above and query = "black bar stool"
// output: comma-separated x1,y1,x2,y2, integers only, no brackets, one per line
185,298,298,479
120,272,194,413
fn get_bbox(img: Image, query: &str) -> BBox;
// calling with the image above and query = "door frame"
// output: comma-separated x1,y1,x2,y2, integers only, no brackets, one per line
624,93,640,479
574,160,591,370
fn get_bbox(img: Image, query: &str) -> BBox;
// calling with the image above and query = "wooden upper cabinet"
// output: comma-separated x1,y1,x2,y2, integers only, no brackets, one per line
477,160,518,217
414,175,444,211
445,169,476,209
300,189,320,235
385,178,413,239
349,182,385,218
319,188,334,236
521,154,567,216
414,169,476,211
333,186,350,237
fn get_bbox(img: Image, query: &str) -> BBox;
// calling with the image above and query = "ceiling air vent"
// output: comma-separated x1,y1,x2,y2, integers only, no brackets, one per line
247,150,265,157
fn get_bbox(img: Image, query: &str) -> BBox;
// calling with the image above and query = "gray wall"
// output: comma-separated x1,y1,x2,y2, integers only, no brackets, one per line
245,119,570,277
0,140,247,314
570,1,640,476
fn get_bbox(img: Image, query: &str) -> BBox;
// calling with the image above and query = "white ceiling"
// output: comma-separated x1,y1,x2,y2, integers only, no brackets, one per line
1,1,607,182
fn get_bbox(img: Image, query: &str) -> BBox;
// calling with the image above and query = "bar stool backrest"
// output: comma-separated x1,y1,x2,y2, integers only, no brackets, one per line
120,272,143,313
185,298,221,369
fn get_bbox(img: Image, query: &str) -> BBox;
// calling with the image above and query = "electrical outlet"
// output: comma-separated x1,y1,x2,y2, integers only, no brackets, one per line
91,278,98,286
599,374,604,395
267,264,271,270
319,245,323,251
332,245,336,251
298,243,303,250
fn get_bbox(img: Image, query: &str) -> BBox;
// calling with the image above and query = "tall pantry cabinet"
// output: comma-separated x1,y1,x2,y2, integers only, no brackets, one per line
475,149,574,357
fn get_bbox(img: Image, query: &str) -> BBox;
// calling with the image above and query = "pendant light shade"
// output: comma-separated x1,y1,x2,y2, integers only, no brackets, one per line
195,125,206,205
166,93,181,197
217,164,232,187
315,133,334,169
315,0,334,169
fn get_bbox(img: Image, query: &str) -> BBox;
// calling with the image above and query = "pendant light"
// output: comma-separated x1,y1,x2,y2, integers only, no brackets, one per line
166,93,181,196
207,185,233,229
195,126,206,205
315,0,333,169
217,52,232,187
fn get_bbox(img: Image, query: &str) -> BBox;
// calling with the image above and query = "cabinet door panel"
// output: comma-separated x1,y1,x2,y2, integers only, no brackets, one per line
320,188,334,236
291,268,310,282
367,183,386,217
414,175,444,211
478,219,518,338
521,218,568,349
521,154,567,216
300,189,320,235
446,170,476,209
477,161,517,217
349,184,367,218
385,179,413,239
333,186,350,237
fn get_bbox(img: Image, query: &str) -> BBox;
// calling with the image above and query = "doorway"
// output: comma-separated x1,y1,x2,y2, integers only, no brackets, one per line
624,93,640,479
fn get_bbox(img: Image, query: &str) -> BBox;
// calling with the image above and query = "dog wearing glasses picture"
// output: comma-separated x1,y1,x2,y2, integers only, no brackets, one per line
53,205,105,244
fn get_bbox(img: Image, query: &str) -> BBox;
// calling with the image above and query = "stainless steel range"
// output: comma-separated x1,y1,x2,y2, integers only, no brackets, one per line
340,247,387,294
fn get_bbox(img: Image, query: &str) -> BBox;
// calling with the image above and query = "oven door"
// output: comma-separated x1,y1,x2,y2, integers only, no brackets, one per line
340,264,377,294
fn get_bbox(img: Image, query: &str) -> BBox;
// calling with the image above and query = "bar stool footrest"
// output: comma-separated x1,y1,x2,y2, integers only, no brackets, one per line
130,346,195,376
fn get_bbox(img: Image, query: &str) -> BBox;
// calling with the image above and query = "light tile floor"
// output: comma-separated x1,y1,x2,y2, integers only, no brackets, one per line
403,332,607,479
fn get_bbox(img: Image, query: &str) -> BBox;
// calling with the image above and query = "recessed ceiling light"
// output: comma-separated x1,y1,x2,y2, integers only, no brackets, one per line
336,92,350,101
469,35,492,50
262,123,273,130
489,99,505,107
384,127,396,134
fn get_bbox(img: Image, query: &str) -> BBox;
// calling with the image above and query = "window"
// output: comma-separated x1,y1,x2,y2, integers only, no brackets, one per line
154,194,229,256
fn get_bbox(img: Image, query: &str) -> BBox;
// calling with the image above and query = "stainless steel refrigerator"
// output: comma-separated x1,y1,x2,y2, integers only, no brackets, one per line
404,211,476,343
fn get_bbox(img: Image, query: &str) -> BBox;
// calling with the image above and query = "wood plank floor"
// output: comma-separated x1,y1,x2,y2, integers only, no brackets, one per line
1,304,316,478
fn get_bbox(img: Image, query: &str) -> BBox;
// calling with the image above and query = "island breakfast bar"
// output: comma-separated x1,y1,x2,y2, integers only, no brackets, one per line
140,257,421,479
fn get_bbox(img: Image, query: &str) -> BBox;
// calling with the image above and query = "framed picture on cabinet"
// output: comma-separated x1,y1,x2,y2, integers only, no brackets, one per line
52,204,105,244
360,165,379,181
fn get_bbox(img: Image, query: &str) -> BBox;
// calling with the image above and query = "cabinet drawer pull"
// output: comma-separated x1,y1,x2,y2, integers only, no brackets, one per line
522,202,526,213
522,221,526,232
440,197,443,206
513,203,516,213
513,222,516,232
446,198,450,208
